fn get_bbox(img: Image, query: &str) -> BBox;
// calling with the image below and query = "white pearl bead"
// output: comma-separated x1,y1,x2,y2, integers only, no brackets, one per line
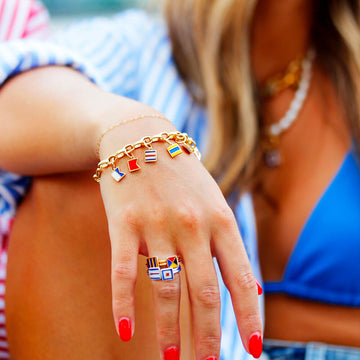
270,124,282,135
268,48,314,137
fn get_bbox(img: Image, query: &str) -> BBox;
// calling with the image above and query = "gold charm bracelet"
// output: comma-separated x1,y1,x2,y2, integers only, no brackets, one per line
93,131,201,183
95,113,171,159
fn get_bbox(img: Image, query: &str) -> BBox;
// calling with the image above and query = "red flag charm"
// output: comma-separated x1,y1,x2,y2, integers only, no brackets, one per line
127,158,141,172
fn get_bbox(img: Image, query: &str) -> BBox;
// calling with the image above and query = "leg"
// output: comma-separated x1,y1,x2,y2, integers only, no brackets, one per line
5,171,194,359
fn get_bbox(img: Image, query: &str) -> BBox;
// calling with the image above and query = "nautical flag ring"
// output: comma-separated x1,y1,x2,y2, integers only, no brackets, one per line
146,255,182,269
146,255,182,281
147,265,181,281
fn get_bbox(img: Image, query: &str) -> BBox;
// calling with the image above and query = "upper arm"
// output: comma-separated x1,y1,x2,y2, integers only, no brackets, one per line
0,9,162,96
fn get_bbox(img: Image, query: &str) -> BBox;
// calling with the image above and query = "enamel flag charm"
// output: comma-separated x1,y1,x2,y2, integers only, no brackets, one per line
161,268,174,281
167,143,183,158
194,147,202,160
144,149,157,163
167,256,179,269
149,267,162,280
127,158,141,172
147,257,159,269
111,168,126,182
181,142,194,154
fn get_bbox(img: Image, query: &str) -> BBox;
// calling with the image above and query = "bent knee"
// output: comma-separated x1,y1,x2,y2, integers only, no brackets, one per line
31,170,104,218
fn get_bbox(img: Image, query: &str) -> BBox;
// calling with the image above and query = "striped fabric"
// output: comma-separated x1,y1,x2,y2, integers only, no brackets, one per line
0,8,263,359
0,0,49,41
0,1,49,358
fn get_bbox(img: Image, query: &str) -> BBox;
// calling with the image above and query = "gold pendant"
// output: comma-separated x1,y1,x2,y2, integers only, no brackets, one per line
262,131,281,168
263,149,282,167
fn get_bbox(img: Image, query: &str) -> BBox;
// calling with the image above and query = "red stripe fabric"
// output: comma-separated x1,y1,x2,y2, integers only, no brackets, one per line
5,0,20,40
0,2,50,358
0,0,49,41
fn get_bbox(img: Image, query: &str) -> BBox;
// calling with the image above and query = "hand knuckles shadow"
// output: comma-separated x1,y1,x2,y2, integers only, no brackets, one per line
176,201,202,229
112,261,137,282
155,281,180,301
212,205,235,229
233,269,256,292
148,203,167,227
195,284,220,309
112,205,140,230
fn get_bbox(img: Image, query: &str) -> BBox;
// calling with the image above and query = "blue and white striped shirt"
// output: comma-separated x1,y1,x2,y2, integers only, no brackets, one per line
0,9,263,359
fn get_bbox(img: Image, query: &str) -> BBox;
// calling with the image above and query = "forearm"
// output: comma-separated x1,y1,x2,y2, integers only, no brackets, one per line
0,66,174,175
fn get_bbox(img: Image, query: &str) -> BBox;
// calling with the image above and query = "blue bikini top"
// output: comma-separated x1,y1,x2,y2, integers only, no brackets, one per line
264,150,360,306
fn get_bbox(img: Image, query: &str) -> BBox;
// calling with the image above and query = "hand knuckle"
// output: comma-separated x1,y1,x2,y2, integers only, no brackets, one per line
112,260,137,282
148,202,167,227
155,281,180,301
115,205,139,230
195,284,220,309
177,201,201,229
213,204,235,229
233,268,256,292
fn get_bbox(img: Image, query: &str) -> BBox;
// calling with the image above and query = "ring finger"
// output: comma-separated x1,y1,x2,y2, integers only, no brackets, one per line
184,246,221,360
146,245,182,360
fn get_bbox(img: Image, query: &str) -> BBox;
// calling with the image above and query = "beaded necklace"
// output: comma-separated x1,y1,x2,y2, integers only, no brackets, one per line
261,49,315,168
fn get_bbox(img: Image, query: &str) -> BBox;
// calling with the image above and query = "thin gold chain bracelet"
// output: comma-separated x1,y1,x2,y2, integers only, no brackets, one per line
96,113,172,159
93,131,201,183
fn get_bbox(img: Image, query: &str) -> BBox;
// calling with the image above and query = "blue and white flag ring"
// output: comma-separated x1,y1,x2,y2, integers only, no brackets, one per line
147,265,181,281
146,255,181,280
148,267,162,280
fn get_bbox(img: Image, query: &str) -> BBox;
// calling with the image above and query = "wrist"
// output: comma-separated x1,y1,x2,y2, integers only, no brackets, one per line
94,130,200,183
98,115,177,161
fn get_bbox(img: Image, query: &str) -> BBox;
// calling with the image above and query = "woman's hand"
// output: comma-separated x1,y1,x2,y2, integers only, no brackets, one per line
99,117,263,360
0,65,262,359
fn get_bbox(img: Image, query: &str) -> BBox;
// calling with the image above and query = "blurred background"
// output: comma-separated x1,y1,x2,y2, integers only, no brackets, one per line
42,0,147,16
41,0,151,29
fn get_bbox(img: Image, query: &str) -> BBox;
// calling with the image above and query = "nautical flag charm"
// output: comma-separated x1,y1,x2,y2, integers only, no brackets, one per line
149,267,162,280
194,148,202,160
128,158,141,172
147,257,159,269
144,149,157,163
161,268,174,281
146,255,181,281
181,143,194,154
167,256,179,269
111,168,126,182
167,143,183,158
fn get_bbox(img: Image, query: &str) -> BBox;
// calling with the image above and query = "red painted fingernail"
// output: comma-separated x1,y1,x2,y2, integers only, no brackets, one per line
248,331,262,358
255,279,263,295
164,347,179,360
118,317,132,342
204,357,217,360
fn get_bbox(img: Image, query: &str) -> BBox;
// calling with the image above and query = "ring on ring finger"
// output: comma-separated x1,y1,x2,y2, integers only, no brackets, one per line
146,255,182,281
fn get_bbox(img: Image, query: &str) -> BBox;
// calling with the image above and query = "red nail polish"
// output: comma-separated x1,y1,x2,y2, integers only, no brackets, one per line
204,357,217,360
255,279,263,295
118,317,132,342
248,332,262,358
164,347,179,360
